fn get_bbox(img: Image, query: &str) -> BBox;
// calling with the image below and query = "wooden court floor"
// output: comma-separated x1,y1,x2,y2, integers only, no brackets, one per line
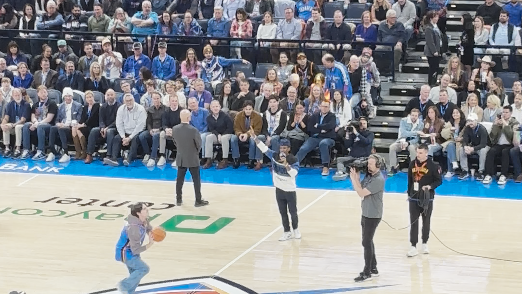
1,173,521,294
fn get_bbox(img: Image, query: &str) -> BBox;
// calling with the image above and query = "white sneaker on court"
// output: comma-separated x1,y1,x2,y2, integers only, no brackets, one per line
157,156,166,166
407,246,418,257
422,243,429,254
278,231,293,241
116,283,128,294
293,229,301,239
142,154,150,164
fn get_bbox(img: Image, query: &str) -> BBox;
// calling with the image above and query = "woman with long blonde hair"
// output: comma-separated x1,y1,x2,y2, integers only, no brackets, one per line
304,84,323,116
84,62,110,94
73,91,100,160
442,56,467,93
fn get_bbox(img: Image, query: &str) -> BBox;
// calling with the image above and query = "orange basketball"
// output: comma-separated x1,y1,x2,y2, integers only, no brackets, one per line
151,227,166,242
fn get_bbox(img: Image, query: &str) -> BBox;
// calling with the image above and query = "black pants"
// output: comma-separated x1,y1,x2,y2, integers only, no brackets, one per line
427,56,441,86
409,199,433,246
361,216,380,275
176,166,202,202
485,144,512,177
276,188,298,232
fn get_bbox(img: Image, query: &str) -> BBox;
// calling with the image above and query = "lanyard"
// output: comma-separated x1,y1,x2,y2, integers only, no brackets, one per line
419,101,426,113
440,104,447,116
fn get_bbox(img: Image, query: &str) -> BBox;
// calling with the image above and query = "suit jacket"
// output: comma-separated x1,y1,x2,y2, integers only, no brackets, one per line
172,123,202,167
424,24,441,57
55,71,85,93
56,101,83,124
31,70,59,89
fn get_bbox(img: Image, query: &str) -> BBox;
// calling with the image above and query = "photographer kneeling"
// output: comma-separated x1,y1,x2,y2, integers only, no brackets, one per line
333,117,375,181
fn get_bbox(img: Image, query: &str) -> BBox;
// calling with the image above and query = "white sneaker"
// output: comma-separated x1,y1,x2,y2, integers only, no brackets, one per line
498,175,507,185
293,229,301,239
407,246,418,257
116,283,128,294
59,154,70,163
142,154,150,164
452,162,459,170
157,156,166,166
146,158,155,167
444,171,454,178
422,243,429,254
482,175,492,184
278,231,293,241
46,153,55,162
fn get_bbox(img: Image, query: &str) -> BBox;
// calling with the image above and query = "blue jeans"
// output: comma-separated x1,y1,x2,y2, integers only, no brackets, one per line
138,130,161,159
296,137,335,165
446,142,457,172
229,135,265,160
229,134,241,158
111,133,140,161
118,256,150,294
86,127,116,155
22,122,51,151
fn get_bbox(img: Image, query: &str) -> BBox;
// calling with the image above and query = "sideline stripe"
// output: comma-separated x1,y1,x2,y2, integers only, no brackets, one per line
214,190,331,276
17,174,39,187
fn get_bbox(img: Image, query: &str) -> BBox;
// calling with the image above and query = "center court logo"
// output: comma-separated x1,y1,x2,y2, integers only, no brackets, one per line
88,277,396,294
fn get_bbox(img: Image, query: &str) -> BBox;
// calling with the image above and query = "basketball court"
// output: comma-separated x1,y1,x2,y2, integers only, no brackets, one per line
1,171,521,294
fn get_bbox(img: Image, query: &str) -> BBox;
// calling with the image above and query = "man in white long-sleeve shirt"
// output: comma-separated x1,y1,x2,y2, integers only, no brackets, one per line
250,128,301,241
104,93,147,167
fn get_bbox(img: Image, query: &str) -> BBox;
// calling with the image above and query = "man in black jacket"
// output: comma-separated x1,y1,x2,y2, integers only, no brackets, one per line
85,89,120,163
293,53,320,87
404,85,434,120
162,94,183,168
435,89,457,122
407,144,442,257
203,100,237,169
296,100,336,176
333,117,374,181
55,61,85,93
139,92,167,168
458,113,490,180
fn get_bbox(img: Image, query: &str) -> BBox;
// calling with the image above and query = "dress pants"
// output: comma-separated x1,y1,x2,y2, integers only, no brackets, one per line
176,166,202,202
276,188,298,232
361,216,380,275
409,199,433,247
484,144,512,177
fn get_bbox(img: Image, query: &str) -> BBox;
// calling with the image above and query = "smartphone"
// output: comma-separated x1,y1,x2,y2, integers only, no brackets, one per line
497,114,502,119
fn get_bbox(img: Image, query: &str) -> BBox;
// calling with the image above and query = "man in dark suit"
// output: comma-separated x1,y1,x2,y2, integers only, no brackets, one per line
55,61,85,93
172,109,209,207
31,58,59,90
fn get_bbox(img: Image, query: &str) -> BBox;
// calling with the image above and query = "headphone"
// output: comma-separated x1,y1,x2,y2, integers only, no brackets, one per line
368,154,386,170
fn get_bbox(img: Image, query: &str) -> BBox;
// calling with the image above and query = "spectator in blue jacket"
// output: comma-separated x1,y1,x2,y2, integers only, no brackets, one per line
504,0,522,27
295,0,315,22
177,11,203,36
322,53,352,99
131,1,159,38
152,42,177,81
157,11,179,36
207,6,231,46
13,62,33,89
122,42,151,79
187,97,210,158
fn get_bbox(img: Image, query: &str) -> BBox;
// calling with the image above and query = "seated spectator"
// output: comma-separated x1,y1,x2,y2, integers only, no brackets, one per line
221,0,246,20
108,7,132,35
123,42,152,79
505,81,522,106
476,0,502,27
504,0,522,27
457,113,489,180
163,80,187,108
77,43,98,79
53,40,80,76
377,9,406,71
295,0,315,22
462,93,483,122
139,91,167,167
255,83,274,113
428,74,457,104
279,86,299,113
296,100,337,176
259,69,283,96
35,1,64,33
102,0,123,17
85,89,120,163
245,0,272,21
152,42,177,81
322,53,352,100
392,0,416,43
388,108,423,175
275,52,294,83
0,78,14,102
483,105,519,185
21,86,58,160
441,108,466,177
281,73,307,101
417,106,445,156
119,80,141,104
270,7,302,63
18,3,37,39
207,6,231,46
488,77,507,106
45,88,83,163
487,10,516,69
232,71,259,95
201,45,247,91
99,38,124,80
130,1,159,38
168,0,198,18
333,117,374,181
217,79,234,112
372,0,390,24
230,8,253,59
330,89,352,139
5,41,28,71
162,94,184,167
353,11,377,44
31,58,58,89
104,93,147,166
230,78,256,112
200,0,219,19
181,48,201,84
483,94,503,122
347,55,374,117
157,11,178,36
31,45,53,73
188,79,213,109
85,62,110,94
458,80,481,108
304,84,323,116
187,97,210,159
474,16,489,56
0,58,14,83
72,91,100,160
471,55,495,105
510,125,522,182
442,56,468,94
140,80,160,108
88,3,111,33
293,52,319,88
261,95,288,152
511,93,522,125
286,100,308,154
1,88,30,158
56,61,85,93
256,11,277,48
62,4,89,39
13,63,33,89
231,100,264,170
203,100,238,169
135,68,153,97
177,11,202,36
436,89,458,122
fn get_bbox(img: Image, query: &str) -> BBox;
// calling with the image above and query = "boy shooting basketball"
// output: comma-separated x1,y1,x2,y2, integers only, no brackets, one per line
249,127,301,241
115,203,155,294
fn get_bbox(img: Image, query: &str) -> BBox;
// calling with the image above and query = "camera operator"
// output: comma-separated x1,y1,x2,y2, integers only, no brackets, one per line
333,117,374,181
349,154,386,282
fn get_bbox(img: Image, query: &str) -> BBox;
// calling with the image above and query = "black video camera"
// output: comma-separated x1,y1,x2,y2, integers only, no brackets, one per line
346,121,360,133
347,158,368,173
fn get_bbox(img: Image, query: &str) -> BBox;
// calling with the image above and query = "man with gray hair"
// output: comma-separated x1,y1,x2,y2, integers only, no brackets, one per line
377,9,406,71
207,6,231,47
104,93,147,166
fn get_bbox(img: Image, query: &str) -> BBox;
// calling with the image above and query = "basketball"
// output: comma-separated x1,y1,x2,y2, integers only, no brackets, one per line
151,227,166,242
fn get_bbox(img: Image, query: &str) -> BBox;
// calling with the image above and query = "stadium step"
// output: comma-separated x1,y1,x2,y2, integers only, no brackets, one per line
369,116,402,128
402,62,446,75
393,73,428,84
389,85,420,96
446,0,482,11
372,126,401,140
373,138,398,153
406,52,447,64
446,10,476,18
446,20,463,32
380,95,414,106
376,105,405,118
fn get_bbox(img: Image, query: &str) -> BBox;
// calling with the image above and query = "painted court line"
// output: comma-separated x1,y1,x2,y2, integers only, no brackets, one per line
17,174,39,187
213,190,331,276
